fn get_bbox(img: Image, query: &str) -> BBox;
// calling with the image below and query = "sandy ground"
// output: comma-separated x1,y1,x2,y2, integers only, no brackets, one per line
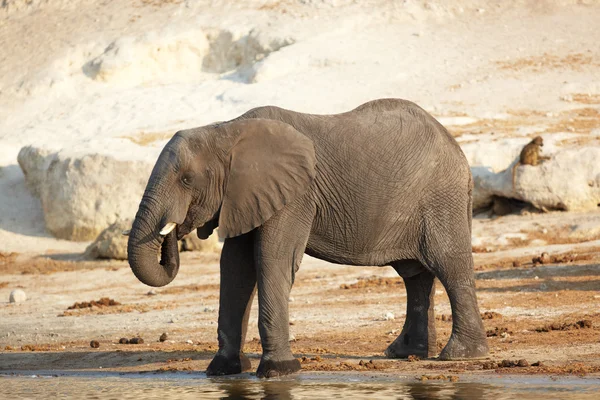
1,0,600,382
2,210,600,379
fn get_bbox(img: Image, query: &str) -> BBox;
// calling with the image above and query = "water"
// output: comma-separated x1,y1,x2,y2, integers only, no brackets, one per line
2,372,600,399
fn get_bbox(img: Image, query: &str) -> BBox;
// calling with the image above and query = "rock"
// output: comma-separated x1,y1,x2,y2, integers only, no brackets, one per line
468,142,600,212
203,28,295,78
9,289,27,303
84,217,220,260
129,337,144,344
17,146,54,197
384,312,395,321
84,219,132,260
84,27,210,86
90,340,100,348
517,359,530,367
540,252,551,264
119,338,129,344
159,333,168,342
180,231,221,253
18,146,154,241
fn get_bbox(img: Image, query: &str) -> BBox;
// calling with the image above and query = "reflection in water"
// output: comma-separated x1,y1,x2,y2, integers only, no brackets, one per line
218,380,293,400
2,374,600,400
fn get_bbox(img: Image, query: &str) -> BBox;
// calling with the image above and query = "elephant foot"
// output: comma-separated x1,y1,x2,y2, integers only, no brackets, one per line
385,332,431,359
206,352,252,376
256,358,301,378
438,335,489,360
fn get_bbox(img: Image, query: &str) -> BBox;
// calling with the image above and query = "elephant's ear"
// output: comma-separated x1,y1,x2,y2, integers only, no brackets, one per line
218,119,316,239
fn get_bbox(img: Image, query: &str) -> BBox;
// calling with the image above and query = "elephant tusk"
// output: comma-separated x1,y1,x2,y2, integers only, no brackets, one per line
159,222,177,236
122,229,131,236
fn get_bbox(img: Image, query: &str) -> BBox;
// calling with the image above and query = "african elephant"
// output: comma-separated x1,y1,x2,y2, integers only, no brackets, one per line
127,98,489,378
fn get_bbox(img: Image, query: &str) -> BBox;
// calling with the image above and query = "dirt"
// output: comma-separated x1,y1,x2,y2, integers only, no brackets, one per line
339,276,404,290
67,297,121,310
535,319,593,332
1,230,600,379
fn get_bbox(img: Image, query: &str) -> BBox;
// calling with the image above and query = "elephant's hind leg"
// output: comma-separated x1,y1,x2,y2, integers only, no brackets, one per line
207,233,257,376
434,252,488,360
421,220,488,360
385,261,437,359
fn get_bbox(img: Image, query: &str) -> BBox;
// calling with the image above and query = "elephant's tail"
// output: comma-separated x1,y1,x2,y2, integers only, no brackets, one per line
467,172,473,237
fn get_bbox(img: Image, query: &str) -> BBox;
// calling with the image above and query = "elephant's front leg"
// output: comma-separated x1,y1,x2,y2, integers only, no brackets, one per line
255,257,300,378
254,205,313,378
206,233,257,376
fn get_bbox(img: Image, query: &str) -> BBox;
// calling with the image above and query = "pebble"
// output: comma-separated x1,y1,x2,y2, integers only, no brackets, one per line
159,333,168,342
119,338,129,344
186,339,193,345
129,337,144,344
384,312,395,321
203,306,215,312
9,289,27,303
90,340,100,348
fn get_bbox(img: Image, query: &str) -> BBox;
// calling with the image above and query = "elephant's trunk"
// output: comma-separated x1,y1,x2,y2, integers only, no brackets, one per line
127,201,180,287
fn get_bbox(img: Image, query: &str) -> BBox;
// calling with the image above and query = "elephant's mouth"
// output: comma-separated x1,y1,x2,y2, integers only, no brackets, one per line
159,228,180,278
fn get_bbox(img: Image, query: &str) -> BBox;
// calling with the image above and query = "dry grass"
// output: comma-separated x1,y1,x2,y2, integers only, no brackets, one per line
0,253,125,275
59,301,179,317
557,136,600,147
544,107,600,134
121,131,173,146
449,106,599,139
159,283,220,295
137,0,183,7
572,93,600,105
496,52,599,73
523,226,600,245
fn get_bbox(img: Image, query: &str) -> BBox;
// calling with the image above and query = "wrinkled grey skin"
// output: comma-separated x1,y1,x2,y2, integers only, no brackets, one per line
127,99,489,378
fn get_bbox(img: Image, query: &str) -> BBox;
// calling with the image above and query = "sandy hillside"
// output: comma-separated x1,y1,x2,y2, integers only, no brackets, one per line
1,0,600,379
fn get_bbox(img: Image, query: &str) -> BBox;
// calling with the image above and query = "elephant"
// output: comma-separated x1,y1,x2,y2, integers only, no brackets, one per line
126,98,489,378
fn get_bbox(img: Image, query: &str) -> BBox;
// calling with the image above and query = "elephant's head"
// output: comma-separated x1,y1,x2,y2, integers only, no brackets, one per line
127,119,317,287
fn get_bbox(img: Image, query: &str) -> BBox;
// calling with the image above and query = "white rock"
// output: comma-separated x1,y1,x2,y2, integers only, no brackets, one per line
84,219,132,260
186,339,193,345
84,27,211,86
85,218,221,259
180,232,221,253
18,146,154,241
9,289,27,303
476,148,600,211
16,146,54,197
465,138,600,212
384,312,395,321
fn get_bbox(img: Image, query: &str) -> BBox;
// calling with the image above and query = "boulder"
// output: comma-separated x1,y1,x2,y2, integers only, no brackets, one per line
85,219,221,260
84,219,131,260
83,27,210,86
181,230,222,253
18,146,154,241
17,146,54,197
472,147,600,212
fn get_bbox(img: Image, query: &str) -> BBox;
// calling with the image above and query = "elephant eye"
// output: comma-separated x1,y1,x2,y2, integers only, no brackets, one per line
181,174,192,186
